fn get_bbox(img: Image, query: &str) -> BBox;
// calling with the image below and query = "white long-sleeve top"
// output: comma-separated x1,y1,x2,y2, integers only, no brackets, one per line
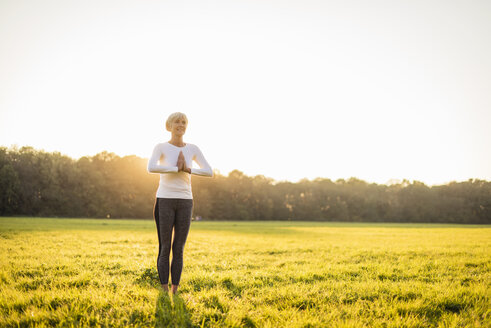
147,142,213,199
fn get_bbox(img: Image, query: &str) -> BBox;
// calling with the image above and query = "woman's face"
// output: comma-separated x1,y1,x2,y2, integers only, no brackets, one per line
170,118,187,137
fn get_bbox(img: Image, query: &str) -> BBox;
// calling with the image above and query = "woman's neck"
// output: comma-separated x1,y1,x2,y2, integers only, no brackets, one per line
169,135,185,147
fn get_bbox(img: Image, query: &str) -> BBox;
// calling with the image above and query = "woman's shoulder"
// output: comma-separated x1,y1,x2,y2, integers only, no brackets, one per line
185,143,202,152
153,142,172,150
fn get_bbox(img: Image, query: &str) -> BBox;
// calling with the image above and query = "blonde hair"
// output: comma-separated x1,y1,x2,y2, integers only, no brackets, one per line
165,112,188,131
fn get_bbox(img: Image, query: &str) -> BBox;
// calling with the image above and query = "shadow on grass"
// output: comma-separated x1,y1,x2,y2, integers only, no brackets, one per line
155,290,193,328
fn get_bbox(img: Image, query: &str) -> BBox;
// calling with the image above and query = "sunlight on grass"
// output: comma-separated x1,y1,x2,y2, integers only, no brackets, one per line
0,218,489,327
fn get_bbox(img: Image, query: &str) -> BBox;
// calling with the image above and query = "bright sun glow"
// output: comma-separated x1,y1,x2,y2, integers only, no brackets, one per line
1,0,490,185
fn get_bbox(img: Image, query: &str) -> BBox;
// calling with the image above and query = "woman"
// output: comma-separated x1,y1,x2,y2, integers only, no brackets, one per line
147,112,213,294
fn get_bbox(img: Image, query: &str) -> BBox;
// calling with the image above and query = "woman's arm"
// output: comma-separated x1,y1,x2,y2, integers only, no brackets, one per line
190,145,213,177
147,144,178,174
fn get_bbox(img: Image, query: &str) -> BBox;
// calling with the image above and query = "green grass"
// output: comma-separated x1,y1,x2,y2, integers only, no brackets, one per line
0,217,490,327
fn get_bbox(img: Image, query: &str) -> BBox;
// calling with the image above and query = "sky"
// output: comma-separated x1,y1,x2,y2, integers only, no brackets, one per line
1,0,490,185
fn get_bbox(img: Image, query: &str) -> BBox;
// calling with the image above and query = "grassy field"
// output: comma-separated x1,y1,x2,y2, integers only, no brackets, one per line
0,218,489,327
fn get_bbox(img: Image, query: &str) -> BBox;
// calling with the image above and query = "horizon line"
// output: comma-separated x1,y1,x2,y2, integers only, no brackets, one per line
1,144,489,187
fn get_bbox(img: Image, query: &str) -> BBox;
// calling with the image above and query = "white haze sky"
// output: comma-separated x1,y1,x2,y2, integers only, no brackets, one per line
1,0,490,185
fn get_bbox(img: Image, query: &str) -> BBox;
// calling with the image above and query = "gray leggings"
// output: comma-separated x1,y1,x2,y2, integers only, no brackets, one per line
153,197,194,285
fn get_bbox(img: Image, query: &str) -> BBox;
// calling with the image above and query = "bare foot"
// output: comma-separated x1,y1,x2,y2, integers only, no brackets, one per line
161,284,169,292
171,284,178,294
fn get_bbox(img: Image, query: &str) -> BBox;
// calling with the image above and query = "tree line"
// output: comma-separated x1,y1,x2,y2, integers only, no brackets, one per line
0,146,489,223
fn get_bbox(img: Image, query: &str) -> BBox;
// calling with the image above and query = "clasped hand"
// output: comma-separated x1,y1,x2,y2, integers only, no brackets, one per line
177,151,190,174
